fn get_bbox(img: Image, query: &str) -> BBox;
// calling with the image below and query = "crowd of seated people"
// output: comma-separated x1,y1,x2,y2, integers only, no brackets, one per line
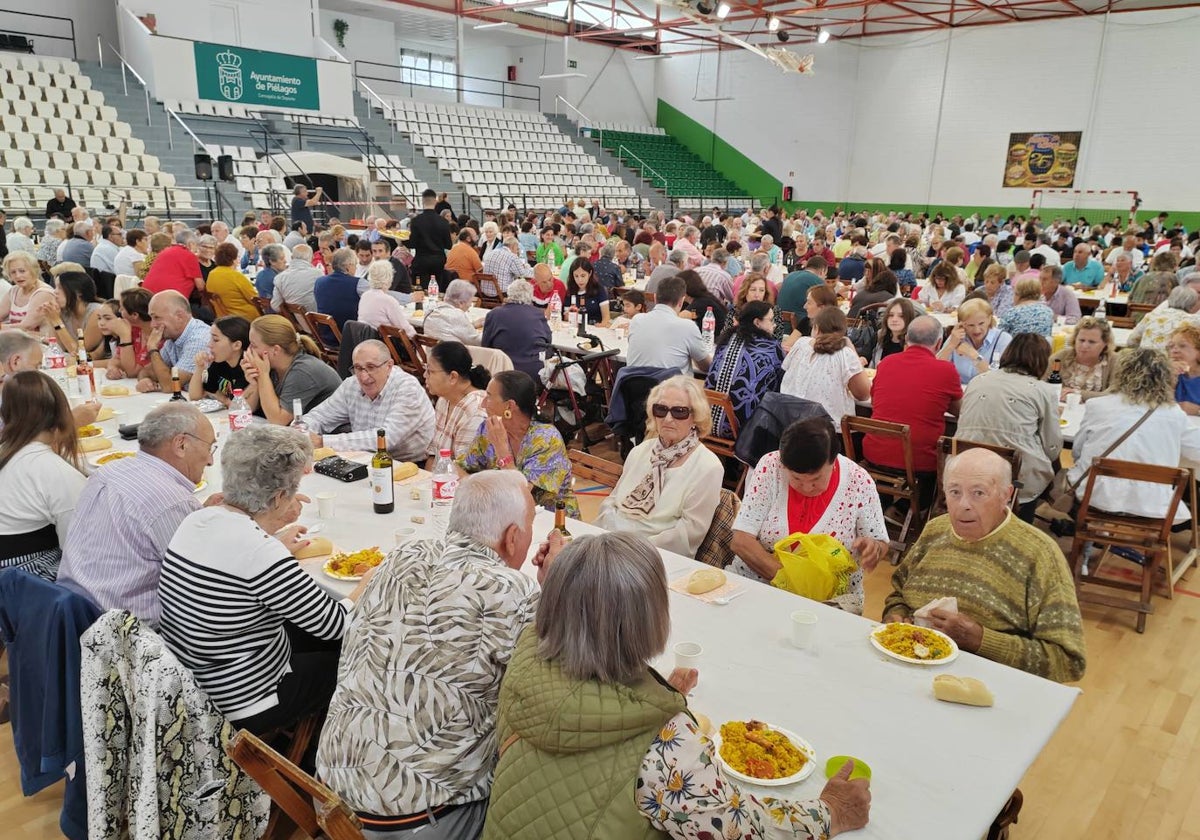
11,191,1200,839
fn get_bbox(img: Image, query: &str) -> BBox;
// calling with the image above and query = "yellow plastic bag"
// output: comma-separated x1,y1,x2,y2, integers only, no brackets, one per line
770,533,857,601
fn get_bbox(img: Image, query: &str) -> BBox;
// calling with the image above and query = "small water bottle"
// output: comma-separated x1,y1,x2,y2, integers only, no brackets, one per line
701,306,716,351
228,389,252,432
289,398,307,432
428,275,439,303
43,337,70,394
549,291,563,329
431,448,458,533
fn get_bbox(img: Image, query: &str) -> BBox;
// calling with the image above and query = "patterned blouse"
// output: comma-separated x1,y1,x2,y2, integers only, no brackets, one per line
636,712,831,839
430,390,487,459
998,302,1054,339
705,334,784,439
460,420,579,516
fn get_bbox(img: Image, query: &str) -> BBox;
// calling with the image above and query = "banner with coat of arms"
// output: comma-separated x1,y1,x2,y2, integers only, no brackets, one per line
1002,132,1081,189
194,42,320,110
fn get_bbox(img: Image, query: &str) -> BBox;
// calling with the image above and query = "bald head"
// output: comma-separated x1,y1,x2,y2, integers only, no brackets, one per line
148,290,193,339
943,448,1013,541
906,315,943,349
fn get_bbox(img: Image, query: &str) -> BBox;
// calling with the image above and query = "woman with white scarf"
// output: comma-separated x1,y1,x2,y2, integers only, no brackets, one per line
594,376,723,557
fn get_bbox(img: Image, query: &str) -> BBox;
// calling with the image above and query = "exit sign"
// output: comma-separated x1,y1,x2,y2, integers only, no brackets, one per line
567,59,578,68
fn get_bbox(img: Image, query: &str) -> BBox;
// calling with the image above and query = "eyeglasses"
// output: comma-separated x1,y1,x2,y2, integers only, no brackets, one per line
651,404,692,420
352,361,391,375
182,432,218,454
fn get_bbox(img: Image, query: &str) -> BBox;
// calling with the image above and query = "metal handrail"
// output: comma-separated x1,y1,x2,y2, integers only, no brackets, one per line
554,96,592,136
353,60,540,109
163,106,206,152
616,144,668,192
95,38,153,127
355,78,398,144
243,112,318,191
0,10,77,59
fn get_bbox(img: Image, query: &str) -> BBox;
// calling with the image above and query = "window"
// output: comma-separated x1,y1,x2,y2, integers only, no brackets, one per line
400,49,456,90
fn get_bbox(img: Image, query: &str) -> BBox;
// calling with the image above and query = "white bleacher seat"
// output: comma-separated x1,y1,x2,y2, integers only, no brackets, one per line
82,188,105,206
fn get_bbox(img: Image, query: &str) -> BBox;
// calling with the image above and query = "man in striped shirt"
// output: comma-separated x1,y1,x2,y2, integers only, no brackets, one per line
57,403,217,626
481,236,534,293
303,340,434,462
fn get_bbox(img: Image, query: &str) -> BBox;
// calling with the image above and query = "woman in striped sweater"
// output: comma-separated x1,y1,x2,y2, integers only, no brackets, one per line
158,425,373,733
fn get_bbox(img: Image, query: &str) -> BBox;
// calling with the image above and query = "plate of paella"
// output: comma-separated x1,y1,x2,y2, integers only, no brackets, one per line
870,622,959,665
323,546,386,581
711,720,816,786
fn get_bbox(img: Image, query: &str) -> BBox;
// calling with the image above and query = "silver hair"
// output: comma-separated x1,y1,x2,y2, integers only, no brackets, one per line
1168,284,1198,312
535,532,670,685
668,249,688,267
353,338,390,362
502,236,520,250
749,252,770,272
220,425,312,515
330,247,357,273
44,218,66,236
446,471,531,549
367,259,394,290
137,402,206,451
291,243,313,261
505,279,534,305
196,234,217,248
710,247,728,265
906,315,943,348
174,229,195,246
211,221,229,233
1183,272,1200,287
683,225,699,238
72,221,91,238
600,243,616,260
261,243,285,266
944,449,1013,492
443,278,476,306
0,329,40,361
12,216,32,233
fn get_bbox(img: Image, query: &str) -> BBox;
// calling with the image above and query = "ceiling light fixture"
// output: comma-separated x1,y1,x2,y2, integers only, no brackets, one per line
695,1,714,15
817,28,830,43
473,21,512,28
767,14,779,31
777,30,790,42
715,2,731,19
633,53,675,60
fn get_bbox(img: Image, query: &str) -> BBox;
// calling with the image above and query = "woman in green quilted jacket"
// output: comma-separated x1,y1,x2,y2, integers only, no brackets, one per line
482,532,871,840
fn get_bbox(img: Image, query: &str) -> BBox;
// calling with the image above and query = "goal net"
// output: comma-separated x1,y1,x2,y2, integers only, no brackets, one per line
1030,189,1140,228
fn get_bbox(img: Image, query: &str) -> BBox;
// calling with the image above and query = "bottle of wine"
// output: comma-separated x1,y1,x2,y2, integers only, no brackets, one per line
553,499,572,538
1048,360,1063,403
169,366,185,401
370,428,395,514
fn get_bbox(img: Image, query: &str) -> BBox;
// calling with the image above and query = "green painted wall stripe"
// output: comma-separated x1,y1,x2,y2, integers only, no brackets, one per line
656,100,781,202
781,201,1200,231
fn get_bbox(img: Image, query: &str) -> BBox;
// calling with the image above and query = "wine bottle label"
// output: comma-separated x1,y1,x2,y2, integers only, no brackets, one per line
371,467,394,505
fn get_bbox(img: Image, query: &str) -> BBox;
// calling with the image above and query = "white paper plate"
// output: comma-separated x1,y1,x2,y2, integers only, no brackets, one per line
711,723,816,786
870,624,960,666
194,398,225,414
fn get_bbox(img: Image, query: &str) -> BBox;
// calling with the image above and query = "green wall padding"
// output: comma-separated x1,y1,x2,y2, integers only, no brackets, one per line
780,201,1200,231
656,100,781,204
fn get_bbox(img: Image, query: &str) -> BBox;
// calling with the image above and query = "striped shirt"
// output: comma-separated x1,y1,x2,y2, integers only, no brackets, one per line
304,367,434,462
481,246,533,292
57,451,200,626
429,389,487,459
158,506,350,720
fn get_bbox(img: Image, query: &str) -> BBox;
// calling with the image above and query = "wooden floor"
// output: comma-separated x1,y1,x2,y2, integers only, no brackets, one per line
2,488,1198,838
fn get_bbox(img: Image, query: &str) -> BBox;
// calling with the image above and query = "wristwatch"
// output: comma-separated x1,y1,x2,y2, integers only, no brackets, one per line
496,455,514,469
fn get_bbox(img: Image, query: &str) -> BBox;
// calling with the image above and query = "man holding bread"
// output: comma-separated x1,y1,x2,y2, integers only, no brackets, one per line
302,340,434,462
883,447,1086,683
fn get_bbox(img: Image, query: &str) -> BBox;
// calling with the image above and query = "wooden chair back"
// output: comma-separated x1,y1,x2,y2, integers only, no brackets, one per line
303,312,343,366
280,302,313,335
842,415,923,559
476,273,505,308
379,325,426,383
931,436,1023,517
643,292,656,308
701,389,745,491
225,728,365,840
1127,302,1156,317
252,296,271,316
568,449,623,490
1068,457,1189,633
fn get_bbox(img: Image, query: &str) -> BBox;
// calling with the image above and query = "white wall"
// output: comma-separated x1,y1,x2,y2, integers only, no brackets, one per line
509,38,657,122
122,0,317,54
317,8,396,68
0,0,118,61
655,8,1200,211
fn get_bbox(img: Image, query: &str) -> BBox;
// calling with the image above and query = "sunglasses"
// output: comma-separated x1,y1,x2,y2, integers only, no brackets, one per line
651,404,692,420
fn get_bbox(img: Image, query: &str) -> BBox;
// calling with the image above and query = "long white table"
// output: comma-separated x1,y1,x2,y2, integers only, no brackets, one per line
88,385,1080,840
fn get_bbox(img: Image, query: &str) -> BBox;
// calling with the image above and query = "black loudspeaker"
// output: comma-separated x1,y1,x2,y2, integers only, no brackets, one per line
217,154,235,182
194,153,213,181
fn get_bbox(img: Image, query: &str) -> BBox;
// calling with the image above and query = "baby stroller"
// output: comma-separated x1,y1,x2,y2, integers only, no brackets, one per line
537,342,621,452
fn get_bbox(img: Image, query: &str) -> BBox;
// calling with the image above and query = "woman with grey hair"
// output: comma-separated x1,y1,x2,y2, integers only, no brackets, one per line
484,532,872,840
37,218,67,266
481,279,551,380
357,259,415,336
6,216,35,254
1127,283,1200,352
422,278,481,345
158,424,371,733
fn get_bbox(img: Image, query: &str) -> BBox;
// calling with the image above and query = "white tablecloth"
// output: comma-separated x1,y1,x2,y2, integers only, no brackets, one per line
90,385,1080,840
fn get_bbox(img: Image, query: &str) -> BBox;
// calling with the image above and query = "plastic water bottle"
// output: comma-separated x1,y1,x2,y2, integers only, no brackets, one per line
228,389,252,432
43,337,69,393
701,306,716,351
427,275,439,304
547,250,557,273
1095,297,1106,321
549,291,563,329
431,448,458,532
289,398,307,432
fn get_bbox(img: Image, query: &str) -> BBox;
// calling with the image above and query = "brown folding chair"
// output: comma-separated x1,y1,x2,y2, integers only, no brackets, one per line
701,389,746,492
225,728,365,840
303,312,343,367
643,292,656,308
280,302,314,335
476,273,505,308
252,296,272,316
1068,457,1189,633
379,325,425,383
930,436,1023,519
841,415,924,562
568,448,623,491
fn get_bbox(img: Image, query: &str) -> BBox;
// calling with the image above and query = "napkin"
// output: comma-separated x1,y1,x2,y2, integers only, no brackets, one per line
913,596,957,628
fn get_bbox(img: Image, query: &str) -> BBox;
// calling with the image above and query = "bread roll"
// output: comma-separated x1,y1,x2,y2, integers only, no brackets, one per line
693,712,713,736
294,536,334,560
393,461,419,482
100,385,130,397
312,447,337,461
80,436,113,453
96,407,116,422
933,675,994,707
686,568,726,595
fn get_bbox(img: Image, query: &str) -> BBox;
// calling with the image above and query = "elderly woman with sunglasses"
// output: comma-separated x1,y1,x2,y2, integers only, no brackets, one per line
593,376,723,557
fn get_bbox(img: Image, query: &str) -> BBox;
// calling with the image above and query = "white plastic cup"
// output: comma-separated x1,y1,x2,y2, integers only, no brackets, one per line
316,491,337,519
791,610,818,649
673,641,703,674
1065,392,1082,413
393,527,416,547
